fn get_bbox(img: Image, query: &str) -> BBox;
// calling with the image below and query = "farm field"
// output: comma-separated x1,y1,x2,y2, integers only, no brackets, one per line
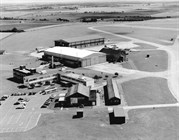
128,18,179,29
0,107,178,140
121,77,177,106
122,50,168,72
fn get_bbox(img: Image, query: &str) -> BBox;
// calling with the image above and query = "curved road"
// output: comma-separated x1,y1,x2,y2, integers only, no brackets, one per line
89,25,179,104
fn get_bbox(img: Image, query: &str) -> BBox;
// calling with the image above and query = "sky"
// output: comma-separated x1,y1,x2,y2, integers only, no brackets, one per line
0,0,177,4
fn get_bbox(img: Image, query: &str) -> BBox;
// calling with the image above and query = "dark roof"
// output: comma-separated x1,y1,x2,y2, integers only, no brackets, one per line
0,50,5,55
100,48,126,56
113,107,125,117
55,35,105,43
66,83,90,98
106,78,120,100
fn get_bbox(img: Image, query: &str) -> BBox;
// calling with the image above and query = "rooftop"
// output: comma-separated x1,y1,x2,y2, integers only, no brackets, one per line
55,35,104,43
24,68,60,79
60,71,94,82
66,83,90,98
113,107,125,117
107,78,121,100
45,47,103,59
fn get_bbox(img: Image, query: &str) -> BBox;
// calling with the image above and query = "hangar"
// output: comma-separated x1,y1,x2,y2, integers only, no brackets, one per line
43,47,106,68
54,35,105,49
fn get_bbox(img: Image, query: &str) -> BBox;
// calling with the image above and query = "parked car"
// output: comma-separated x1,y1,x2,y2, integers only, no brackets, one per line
18,98,24,101
16,105,26,109
41,105,47,108
14,102,20,105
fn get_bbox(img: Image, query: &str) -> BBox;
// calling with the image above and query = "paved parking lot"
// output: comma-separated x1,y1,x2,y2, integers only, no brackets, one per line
0,93,53,133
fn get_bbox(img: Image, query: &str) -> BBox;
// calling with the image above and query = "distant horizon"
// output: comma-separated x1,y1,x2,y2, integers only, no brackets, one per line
0,0,178,4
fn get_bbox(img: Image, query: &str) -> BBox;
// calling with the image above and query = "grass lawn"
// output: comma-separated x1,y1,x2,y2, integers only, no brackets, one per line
0,107,178,140
121,77,177,106
0,23,57,31
134,43,157,50
0,23,105,52
122,50,168,72
97,24,178,45
125,107,179,140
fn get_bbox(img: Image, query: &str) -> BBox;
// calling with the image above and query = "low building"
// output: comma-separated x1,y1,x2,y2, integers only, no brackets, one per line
23,69,59,86
43,47,106,68
54,35,105,49
65,83,96,107
0,50,5,55
103,78,121,105
108,107,126,125
100,47,128,63
13,65,36,83
58,72,94,88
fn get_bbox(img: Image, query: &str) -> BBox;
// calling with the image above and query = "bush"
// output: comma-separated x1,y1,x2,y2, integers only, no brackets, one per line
114,72,118,76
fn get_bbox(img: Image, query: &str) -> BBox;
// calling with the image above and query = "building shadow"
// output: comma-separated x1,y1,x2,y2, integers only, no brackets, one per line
6,77,22,84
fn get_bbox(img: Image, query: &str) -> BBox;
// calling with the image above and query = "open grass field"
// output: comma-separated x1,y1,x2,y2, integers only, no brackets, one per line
121,77,177,106
129,18,179,29
0,22,129,52
0,23,57,31
97,23,178,45
134,43,157,49
0,107,178,140
122,50,168,72
0,33,12,40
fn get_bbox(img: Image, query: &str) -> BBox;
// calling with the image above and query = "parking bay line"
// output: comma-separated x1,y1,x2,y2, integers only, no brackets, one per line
24,113,41,131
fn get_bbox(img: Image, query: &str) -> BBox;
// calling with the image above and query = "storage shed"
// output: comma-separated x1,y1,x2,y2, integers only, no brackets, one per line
104,78,121,105
108,107,126,125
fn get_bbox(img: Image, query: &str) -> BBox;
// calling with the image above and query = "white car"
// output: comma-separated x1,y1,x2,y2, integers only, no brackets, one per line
16,104,26,109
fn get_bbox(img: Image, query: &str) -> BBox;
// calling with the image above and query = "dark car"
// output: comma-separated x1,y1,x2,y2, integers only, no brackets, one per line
18,98,24,101
41,105,47,108
14,102,20,105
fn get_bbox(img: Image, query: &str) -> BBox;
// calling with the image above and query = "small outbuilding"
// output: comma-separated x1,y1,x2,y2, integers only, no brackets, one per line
108,107,126,125
103,78,121,105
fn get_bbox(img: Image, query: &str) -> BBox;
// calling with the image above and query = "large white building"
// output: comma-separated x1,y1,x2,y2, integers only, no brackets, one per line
43,47,106,68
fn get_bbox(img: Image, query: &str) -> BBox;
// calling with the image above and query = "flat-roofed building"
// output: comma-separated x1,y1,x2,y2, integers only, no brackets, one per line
104,78,121,105
108,107,126,125
13,65,36,83
58,72,94,88
23,69,59,86
43,47,106,68
54,35,105,49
